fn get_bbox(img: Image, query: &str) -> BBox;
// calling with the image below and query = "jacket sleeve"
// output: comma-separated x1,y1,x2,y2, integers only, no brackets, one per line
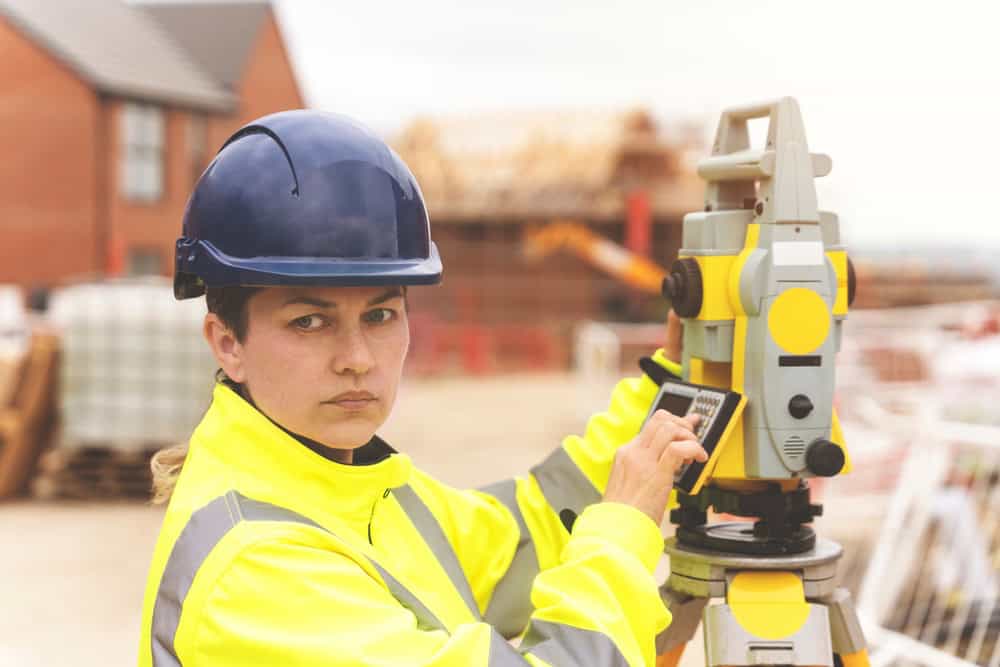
189,502,669,666
430,350,680,639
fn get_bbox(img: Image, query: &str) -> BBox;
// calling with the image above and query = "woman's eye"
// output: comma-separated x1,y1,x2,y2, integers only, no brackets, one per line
291,315,326,331
364,308,396,324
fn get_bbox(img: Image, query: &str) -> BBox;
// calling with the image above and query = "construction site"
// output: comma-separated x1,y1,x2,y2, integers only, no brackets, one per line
2,1,1000,666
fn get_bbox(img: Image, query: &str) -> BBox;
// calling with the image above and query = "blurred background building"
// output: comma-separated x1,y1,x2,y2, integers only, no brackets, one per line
394,109,705,372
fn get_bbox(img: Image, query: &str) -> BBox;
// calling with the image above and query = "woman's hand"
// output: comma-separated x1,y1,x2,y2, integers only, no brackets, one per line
602,409,706,525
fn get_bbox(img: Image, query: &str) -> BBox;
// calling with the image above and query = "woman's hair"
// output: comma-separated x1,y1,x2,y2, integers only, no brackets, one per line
150,444,189,504
150,286,259,504
205,285,261,343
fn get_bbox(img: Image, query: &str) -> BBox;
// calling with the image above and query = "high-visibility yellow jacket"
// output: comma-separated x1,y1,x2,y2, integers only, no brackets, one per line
138,351,681,667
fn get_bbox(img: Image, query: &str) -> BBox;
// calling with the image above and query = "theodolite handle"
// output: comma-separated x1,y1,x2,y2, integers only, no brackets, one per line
702,97,829,222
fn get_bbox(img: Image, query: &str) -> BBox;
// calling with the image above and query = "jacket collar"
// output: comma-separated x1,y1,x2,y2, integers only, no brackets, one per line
191,383,412,526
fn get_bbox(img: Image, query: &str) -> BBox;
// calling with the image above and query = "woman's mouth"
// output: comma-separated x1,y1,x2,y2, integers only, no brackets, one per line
325,391,377,411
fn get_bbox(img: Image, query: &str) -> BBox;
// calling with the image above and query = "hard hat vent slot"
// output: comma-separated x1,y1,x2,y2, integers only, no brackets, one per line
221,125,300,198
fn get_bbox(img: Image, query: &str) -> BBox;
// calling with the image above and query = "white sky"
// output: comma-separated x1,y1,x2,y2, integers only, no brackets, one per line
273,0,1000,251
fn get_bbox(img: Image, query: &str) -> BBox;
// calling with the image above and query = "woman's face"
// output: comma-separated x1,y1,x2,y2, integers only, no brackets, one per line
206,285,409,454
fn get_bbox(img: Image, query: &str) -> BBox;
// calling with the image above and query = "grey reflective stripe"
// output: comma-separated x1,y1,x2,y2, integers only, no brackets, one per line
367,560,446,633
232,494,447,631
150,490,445,667
520,619,629,667
237,493,323,527
151,492,243,667
393,484,482,620
529,447,602,521
479,479,539,638
486,619,628,667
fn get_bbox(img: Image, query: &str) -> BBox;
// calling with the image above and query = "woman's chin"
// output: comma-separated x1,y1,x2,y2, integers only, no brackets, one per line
316,426,377,450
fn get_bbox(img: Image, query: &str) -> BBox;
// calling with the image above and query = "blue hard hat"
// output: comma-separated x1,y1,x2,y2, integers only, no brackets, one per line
174,110,442,299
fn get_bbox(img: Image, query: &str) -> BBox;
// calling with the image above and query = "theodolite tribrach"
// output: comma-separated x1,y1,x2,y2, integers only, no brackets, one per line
646,97,869,667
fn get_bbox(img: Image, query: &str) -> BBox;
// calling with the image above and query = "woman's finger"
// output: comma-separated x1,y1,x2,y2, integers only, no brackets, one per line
664,440,708,464
653,408,700,431
638,410,673,449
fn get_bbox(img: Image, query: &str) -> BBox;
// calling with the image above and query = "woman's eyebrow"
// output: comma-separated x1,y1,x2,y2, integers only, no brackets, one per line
367,288,404,306
282,288,402,309
282,296,334,308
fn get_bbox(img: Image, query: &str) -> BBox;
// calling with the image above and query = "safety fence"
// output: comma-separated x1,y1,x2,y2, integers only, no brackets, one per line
849,397,1000,667
815,303,1000,666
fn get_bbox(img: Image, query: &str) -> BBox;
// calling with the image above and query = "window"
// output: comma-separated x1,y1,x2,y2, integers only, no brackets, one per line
127,247,163,276
188,114,207,186
121,103,165,201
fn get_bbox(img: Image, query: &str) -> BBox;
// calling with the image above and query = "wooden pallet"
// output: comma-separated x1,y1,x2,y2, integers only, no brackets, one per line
0,333,59,500
31,445,162,500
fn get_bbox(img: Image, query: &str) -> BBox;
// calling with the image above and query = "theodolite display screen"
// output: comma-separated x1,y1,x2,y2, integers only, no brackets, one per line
658,392,694,418
643,378,747,495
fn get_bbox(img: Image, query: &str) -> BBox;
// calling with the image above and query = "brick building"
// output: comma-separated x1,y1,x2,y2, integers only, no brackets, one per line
394,110,703,322
392,110,704,371
0,0,304,289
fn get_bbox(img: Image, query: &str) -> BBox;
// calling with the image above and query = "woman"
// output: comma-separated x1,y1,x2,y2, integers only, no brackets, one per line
138,110,704,667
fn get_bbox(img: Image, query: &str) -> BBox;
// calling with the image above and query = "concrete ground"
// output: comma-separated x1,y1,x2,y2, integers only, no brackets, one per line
0,372,710,666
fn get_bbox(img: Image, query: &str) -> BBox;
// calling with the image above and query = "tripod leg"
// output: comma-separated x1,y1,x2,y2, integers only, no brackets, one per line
655,588,707,666
819,589,870,667
837,649,871,667
657,642,688,667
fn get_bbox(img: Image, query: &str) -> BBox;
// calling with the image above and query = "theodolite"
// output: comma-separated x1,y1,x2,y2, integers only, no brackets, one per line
646,97,869,667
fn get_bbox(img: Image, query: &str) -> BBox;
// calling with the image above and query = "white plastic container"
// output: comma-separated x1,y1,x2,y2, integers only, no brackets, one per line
0,285,29,408
48,278,216,448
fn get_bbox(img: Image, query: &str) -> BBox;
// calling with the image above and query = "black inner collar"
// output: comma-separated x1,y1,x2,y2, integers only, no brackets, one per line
222,378,396,466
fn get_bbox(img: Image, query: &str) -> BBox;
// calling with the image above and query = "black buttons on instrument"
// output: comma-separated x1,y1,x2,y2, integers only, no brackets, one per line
689,392,722,441
805,439,845,477
788,394,814,419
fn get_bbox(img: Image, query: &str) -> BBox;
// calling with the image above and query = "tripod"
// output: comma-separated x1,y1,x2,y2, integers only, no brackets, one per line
655,486,869,667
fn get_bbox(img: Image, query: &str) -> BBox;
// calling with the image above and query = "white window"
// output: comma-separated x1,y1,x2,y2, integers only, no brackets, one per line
127,247,163,276
121,103,165,201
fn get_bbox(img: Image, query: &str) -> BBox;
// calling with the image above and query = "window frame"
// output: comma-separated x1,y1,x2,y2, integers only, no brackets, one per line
121,102,166,203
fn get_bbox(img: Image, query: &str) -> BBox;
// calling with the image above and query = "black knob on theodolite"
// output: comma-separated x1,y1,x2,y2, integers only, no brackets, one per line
805,439,845,477
847,257,857,307
661,258,703,318
788,394,814,419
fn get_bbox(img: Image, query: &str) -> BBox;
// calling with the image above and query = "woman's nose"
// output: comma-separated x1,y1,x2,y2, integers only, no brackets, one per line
331,326,375,376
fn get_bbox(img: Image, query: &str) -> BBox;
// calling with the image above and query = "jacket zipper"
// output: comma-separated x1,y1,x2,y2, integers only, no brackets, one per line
368,488,391,545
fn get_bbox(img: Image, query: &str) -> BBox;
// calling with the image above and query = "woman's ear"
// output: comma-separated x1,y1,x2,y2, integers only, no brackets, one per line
204,313,247,383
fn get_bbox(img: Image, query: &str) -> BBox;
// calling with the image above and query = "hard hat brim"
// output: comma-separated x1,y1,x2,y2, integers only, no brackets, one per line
174,240,442,300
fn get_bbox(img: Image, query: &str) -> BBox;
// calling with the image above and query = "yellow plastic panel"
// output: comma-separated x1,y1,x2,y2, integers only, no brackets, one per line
686,254,738,321
690,395,747,495
728,572,810,640
709,413,745,480
767,288,831,355
687,357,731,389
829,407,853,474
731,316,748,393
727,224,760,317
